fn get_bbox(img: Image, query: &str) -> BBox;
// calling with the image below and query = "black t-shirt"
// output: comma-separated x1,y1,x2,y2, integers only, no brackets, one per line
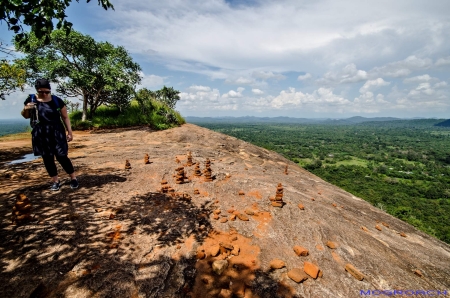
24,95,65,124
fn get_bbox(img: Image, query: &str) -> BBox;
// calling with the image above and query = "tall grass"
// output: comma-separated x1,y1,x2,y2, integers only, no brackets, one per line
70,100,185,130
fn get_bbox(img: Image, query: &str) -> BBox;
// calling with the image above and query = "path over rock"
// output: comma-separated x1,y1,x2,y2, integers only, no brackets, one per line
0,124,449,298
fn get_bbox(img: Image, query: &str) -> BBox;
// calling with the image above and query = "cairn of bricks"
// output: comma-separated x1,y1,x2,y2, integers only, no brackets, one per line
272,183,284,207
125,160,131,170
175,166,187,184
193,162,202,177
12,194,32,224
186,151,193,167
144,154,150,164
203,158,213,182
161,180,170,193
284,165,288,175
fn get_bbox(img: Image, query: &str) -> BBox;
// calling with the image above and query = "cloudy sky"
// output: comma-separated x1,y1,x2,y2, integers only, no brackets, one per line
1,0,449,119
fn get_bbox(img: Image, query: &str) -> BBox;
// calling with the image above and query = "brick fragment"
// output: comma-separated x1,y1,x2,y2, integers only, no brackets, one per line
269,259,286,270
293,245,309,256
237,213,249,221
413,269,423,277
345,263,364,281
400,232,407,237
244,209,255,215
298,203,305,210
238,190,245,196
326,241,338,249
219,218,228,223
304,261,320,279
287,268,308,283
361,226,369,232
382,222,389,227
375,225,382,231
230,214,236,221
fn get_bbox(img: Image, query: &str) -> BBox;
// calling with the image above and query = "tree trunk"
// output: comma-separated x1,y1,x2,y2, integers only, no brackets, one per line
82,91,88,121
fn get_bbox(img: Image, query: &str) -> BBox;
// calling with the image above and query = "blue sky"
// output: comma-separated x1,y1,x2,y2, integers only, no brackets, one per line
1,0,450,119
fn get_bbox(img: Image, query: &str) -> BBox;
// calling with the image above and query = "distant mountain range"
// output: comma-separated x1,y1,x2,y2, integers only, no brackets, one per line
435,119,450,127
186,116,447,125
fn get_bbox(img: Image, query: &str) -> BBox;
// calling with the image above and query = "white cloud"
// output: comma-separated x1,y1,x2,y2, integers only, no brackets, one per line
370,56,433,78
403,74,434,84
222,87,245,98
252,71,286,81
434,81,448,88
318,64,368,85
252,88,264,95
139,73,166,88
435,56,450,66
225,77,254,85
297,73,312,81
359,78,390,93
270,87,350,109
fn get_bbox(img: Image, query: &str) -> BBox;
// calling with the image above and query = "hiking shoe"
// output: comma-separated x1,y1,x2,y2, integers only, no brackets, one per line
70,179,79,189
50,181,60,191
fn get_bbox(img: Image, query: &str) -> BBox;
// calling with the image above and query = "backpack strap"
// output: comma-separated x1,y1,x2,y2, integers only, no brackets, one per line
51,95,61,112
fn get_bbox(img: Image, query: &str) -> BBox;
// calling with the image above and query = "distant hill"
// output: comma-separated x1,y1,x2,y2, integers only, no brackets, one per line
435,119,450,127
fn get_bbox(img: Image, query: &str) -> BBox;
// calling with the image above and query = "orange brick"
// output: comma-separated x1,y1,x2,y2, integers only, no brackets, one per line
304,261,320,279
345,263,364,281
293,245,309,256
298,203,305,210
287,268,308,283
326,241,338,249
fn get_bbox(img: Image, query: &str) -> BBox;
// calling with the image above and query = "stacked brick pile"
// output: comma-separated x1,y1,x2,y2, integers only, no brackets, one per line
175,167,187,184
193,163,202,177
144,154,150,164
12,194,32,224
271,183,284,207
203,158,213,182
161,180,173,193
186,151,193,166
284,165,288,175
125,160,131,170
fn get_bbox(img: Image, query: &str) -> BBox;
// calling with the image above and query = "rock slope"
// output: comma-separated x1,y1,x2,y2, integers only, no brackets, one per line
0,124,449,298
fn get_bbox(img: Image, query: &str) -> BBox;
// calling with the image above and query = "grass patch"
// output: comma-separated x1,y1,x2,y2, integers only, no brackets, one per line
0,132,31,142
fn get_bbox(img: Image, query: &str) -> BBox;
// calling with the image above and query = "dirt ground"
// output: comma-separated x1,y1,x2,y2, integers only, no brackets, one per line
1,124,449,298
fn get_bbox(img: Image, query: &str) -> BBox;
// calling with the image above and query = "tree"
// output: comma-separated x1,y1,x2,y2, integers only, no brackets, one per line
17,29,141,120
0,59,27,100
1,0,113,47
156,86,181,109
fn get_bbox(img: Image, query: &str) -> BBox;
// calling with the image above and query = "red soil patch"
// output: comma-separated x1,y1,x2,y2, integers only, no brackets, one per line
247,190,262,199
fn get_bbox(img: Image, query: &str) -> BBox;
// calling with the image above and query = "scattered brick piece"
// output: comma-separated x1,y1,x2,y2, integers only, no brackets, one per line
144,153,150,164
237,213,249,221
125,160,131,170
293,245,309,256
231,245,240,256
244,209,255,215
213,209,221,215
311,198,315,201
209,245,220,257
361,226,369,232
227,208,235,214
269,259,286,270
318,270,323,278
230,215,236,221
238,190,245,196
220,242,234,250
194,188,200,195
213,214,220,220
382,222,389,228
332,203,337,207
298,203,305,210
244,167,248,170
212,260,228,275
345,263,364,281
326,241,338,249
375,225,382,231
196,251,206,259
413,269,423,277
218,289,232,298
304,262,320,279
219,218,228,223
400,232,407,237
225,173,231,178
287,268,308,283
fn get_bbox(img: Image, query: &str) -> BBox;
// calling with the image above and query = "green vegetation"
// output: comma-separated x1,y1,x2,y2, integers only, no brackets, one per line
196,120,450,243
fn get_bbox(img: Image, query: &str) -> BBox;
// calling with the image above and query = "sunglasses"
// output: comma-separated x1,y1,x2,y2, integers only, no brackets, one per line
37,91,51,95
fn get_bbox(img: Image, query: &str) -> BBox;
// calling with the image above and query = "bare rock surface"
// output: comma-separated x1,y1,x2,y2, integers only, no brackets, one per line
0,124,449,298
